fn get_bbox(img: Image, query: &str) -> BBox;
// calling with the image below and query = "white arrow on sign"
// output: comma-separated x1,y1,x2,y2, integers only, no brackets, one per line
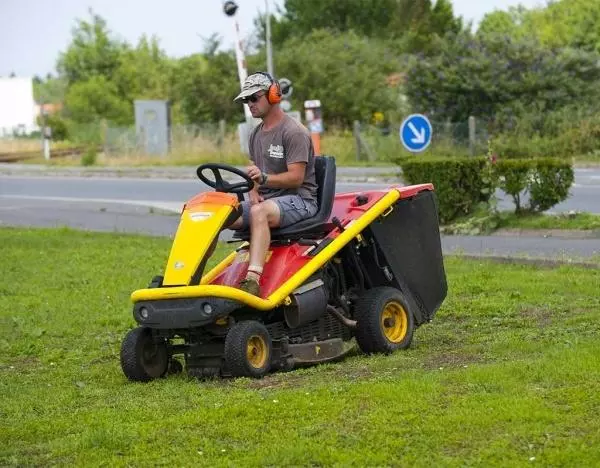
408,122,426,144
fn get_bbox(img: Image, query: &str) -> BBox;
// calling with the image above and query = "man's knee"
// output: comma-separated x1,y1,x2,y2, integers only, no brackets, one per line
249,203,267,223
249,201,280,227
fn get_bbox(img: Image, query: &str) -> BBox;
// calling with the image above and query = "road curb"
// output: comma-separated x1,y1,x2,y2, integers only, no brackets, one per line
447,253,599,269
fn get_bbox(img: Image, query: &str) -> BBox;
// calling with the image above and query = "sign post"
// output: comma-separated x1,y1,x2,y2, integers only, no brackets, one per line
400,113,432,153
304,99,323,155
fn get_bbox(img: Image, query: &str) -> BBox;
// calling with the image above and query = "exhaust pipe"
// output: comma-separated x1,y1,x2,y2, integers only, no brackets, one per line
327,305,357,329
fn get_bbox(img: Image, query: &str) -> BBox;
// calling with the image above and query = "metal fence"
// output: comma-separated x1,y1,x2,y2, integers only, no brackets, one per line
353,116,490,162
1,116,491,164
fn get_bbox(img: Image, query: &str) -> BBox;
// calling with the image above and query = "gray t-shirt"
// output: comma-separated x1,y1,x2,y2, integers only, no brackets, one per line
248,114,317,203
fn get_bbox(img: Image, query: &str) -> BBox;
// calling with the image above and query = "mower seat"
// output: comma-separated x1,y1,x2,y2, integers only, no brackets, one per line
233,155,337,240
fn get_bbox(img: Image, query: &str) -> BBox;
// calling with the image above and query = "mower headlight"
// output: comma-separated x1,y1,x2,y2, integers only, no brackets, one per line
202,303,213,316
140,307,149,319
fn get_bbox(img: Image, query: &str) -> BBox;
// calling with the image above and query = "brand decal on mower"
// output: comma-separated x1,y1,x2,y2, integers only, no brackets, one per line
189,212,213,222
174,261,185,269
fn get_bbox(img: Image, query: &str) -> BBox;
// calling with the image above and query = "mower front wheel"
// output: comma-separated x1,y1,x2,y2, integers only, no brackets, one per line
224,321,272,378
354,287,415,354
120,327,169,382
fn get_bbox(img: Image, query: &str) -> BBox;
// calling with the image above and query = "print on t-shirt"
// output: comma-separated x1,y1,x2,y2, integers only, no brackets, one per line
268,144,284,159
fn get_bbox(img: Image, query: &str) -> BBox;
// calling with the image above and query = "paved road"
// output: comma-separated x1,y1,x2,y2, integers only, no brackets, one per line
1,172,599,262
1,165,598,213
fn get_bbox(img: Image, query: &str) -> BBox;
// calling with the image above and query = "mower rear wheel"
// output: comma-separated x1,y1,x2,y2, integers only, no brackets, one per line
224,321,272,378
120,327,169,382
354,287,415,354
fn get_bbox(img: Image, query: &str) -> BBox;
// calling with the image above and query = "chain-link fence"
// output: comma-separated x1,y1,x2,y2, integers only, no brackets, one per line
99,122,247,164
352,116,490,163
2,116,491,164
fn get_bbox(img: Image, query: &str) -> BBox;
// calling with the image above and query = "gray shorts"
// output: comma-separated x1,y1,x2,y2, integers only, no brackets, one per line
239,195,318,230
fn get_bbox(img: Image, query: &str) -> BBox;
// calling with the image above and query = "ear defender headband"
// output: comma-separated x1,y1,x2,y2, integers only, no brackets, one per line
256,71,282,105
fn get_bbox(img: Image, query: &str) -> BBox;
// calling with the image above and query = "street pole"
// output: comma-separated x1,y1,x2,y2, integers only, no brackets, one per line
233,20,253,123
265,0,274,77
223,1,253,123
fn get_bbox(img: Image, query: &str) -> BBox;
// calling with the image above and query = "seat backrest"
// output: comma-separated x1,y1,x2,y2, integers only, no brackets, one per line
314,155,336,216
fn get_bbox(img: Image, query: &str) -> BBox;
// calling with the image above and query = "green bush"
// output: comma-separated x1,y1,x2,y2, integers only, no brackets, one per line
81,147,97,166
496,158,574,213
397,157,494,223
528,159,574,212
36,113,70,141
495,159,531,212
397,156,574,223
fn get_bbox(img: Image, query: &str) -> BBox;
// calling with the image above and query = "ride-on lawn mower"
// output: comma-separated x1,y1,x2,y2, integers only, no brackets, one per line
120,156,447,381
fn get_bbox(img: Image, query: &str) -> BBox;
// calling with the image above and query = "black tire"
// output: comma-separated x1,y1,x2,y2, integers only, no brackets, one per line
120,327,169,382
224,321,272,378
354,287,415,354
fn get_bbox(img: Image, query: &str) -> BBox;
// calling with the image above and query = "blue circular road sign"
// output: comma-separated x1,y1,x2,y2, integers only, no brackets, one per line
400,114,432,153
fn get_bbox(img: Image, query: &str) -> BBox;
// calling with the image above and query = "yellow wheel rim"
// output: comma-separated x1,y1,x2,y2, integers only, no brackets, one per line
246,335,268,369
381,301,408,343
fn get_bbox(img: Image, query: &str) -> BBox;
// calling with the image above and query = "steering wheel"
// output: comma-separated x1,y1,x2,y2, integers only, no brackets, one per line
196,163,254,194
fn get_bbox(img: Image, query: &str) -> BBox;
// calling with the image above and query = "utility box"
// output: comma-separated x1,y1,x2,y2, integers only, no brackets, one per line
134,100,171,156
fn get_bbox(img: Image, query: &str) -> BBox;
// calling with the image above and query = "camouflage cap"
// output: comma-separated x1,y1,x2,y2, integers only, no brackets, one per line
233,73,272,102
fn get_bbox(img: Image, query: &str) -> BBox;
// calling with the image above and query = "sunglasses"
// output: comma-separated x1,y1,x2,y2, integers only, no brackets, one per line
242,93,265,104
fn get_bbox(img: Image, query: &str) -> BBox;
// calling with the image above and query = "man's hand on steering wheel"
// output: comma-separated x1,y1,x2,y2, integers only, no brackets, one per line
246,165,263,183
196,163,254,194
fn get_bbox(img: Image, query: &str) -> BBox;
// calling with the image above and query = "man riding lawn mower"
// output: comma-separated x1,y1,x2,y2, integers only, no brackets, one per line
119,73,448,381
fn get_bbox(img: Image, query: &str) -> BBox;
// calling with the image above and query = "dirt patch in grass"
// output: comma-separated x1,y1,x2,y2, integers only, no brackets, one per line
422,351,487,371
520,306,554,328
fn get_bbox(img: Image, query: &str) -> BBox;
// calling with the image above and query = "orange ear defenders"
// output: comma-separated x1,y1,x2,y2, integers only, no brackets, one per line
256,71,282,105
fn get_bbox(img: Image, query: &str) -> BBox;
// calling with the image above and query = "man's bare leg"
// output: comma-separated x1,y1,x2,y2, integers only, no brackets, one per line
240,200,280,295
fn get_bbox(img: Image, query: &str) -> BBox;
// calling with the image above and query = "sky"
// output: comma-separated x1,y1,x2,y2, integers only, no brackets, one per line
0,0,546,78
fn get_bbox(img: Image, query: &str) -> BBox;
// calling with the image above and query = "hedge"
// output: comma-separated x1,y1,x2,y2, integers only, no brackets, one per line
396,157,574,223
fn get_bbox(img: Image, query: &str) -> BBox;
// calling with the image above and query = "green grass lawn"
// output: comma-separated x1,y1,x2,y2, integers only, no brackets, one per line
1,227,599,466
442,209,600,235
497,211,600,231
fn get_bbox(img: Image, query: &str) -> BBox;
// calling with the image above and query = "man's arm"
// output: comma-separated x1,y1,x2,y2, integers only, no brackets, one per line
247,163,305,188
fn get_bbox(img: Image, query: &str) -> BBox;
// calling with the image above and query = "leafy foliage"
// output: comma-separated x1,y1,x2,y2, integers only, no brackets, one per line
479,0,600,52
39,0,600,164
397,157,494,223
33,75,67,104
64,76,131,125
57,10,125,86
398,156,574,223
275,30,402,125
528,159,575,212
172,52,243,124
405,31,600,126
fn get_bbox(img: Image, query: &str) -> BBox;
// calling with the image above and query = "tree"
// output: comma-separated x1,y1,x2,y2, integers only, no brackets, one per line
478,0,600,52
274,30,403,125
256,0,462,54
64,75,131,125
33,76,67,104
477,9,522,38
112,35,173,102
262,0,397,46
172,52,243,124
57,9,126,85
405,31,600,127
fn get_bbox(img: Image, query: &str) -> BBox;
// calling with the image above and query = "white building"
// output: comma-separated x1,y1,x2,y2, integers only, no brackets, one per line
0,77,38,137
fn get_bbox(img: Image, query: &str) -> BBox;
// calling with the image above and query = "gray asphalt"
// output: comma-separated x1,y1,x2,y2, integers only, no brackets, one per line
1,165,598,213
1,168,599,263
